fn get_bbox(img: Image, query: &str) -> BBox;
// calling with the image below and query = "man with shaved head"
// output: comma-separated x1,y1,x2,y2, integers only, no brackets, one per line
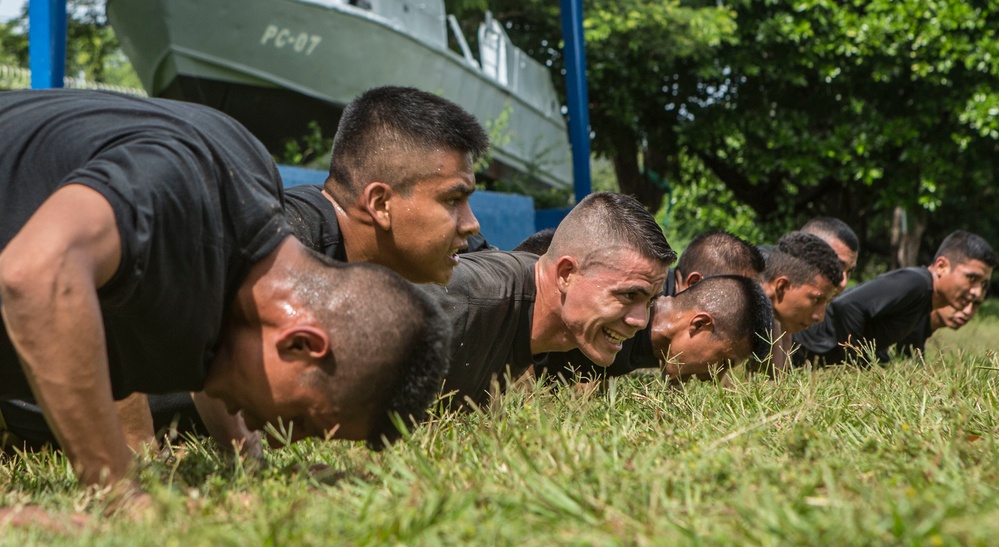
666,230,766,295
422,192,676,408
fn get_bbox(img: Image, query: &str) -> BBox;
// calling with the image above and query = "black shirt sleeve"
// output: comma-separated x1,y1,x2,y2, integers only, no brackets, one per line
794,268,933,364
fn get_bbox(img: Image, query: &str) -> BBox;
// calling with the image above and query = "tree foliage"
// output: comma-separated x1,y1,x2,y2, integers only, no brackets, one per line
449,0,999,272
0,0,139,88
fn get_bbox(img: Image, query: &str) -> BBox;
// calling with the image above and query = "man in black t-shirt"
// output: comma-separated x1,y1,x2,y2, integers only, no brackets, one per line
2,86,492,454
284,85,491,283
0,90,450,490
794,230,995,366
754,232,843,374
890,293,985,359
531,230,769,384
537,276,773,385
426,193,677,408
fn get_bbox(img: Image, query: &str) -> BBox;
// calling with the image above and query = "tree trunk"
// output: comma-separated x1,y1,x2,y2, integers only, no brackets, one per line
611,142,666,212
890,206,928,268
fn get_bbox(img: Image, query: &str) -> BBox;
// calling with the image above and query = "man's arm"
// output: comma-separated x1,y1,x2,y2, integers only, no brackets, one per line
0,184,131,486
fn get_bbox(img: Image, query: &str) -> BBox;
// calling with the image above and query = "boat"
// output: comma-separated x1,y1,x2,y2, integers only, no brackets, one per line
106,0,572,190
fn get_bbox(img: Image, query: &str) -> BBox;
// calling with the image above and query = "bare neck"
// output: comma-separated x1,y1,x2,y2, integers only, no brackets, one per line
530,260,574,355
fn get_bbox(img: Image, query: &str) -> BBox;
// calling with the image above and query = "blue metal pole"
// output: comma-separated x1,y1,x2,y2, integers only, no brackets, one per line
559,0,592,204
29,0,67,89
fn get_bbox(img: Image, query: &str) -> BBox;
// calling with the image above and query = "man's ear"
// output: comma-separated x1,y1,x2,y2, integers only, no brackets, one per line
931,256,952,279
276,326,331,363
555,256,579,294
361,182,393,230
683,272,703,290
774,276,791,301
689,312,715,336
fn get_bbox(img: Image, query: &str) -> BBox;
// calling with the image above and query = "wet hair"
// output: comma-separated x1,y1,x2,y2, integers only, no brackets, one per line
543,192,677,268
801,217,859,253
292,251,451,448
513,227,556,255
764,231,843,287
326,86,489,202
676,230,765,280
674,275,774,362
933,230,997,269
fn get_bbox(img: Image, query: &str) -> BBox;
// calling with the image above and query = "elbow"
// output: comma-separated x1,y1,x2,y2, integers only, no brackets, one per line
0,248,57,306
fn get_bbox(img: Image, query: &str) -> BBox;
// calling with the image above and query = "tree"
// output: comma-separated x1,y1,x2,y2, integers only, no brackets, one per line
0,0,139,88
447,0,736,212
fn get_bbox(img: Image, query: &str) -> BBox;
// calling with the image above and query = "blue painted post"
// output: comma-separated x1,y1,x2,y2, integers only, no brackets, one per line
29,0,67,89
559,0,592,204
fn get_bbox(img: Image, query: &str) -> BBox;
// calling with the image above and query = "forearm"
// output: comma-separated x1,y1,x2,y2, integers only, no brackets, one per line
0,184,129,486
0,265,131,485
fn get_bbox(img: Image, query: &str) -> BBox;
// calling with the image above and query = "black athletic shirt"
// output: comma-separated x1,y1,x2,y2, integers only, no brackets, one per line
420,251,539,408
0,90,289,400
793,267,933,365
283,185,347,261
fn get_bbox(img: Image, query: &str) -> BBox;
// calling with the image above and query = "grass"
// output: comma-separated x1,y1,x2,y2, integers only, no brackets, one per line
3,305,999,544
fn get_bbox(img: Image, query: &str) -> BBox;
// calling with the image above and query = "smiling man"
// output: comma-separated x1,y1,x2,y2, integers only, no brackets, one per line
794,230,995,366
536,275,773,385
423,192,676,408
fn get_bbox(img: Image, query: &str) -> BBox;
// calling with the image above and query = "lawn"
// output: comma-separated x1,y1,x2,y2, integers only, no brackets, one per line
3,304,999,545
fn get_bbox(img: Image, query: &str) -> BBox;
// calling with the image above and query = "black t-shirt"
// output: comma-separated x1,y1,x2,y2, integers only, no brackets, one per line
793,267,933,365
0,90,289,400
420,251,539,408
283,185,347,261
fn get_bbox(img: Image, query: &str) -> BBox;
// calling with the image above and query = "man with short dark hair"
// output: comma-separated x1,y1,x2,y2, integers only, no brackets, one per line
801,216,860,293
284,85,491,284
426,192,676,408
667,230,766,295
532,230,769,384
538,275,773,384
794,230,995,366
2,86,491,454
755,232,843,374
0,90,450,490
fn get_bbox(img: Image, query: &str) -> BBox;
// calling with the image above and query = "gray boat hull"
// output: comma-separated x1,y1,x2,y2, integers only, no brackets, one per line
107,0,572,189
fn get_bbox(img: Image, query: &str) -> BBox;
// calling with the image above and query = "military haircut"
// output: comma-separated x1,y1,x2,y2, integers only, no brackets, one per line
543,192,677,269
676,230,765,280
326,85,489,202
291,251,451,449
801,216,859,253
674,275,774,362
764,231,843,287
933,230,997,269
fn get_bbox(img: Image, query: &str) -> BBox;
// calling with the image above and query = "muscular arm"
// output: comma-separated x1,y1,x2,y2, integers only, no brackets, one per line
0,184,131,486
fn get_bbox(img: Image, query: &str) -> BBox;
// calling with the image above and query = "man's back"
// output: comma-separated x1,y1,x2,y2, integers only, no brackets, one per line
793,267,933,364
419,251,539,408
0,90,289,398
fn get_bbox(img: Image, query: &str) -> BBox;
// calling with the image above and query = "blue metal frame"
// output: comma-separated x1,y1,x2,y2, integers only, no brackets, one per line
28,0,67,89
559,0,592,204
